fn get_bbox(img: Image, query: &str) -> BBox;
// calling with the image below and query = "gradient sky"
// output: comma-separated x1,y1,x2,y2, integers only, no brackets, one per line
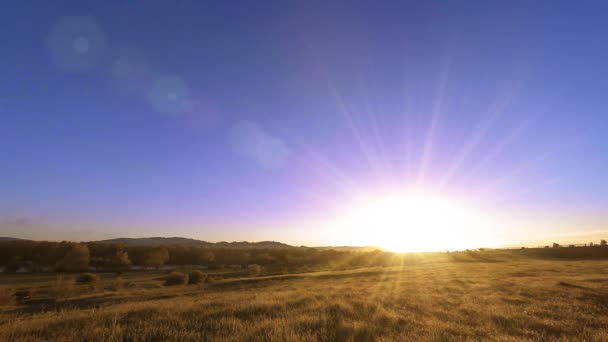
1,1,607,247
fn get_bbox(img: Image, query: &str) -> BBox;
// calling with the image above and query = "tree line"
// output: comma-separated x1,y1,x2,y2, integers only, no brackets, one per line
0,240,396,273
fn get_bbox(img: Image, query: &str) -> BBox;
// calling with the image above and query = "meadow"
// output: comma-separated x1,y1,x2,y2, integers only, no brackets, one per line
1,254,608,341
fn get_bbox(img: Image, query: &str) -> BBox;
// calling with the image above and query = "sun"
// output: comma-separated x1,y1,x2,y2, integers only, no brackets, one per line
328,191,490,252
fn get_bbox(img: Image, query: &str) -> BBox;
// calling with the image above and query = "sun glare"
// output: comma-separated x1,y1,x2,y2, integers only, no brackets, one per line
329,191,491,252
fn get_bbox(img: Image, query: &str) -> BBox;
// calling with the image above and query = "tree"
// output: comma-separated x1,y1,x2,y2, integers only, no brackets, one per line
144,247,169,269
4,256,23,273
109,251,131,269
552,243,560,248
56,244,90,272
198,251,215,264
601,240,607,247
254,253,273,264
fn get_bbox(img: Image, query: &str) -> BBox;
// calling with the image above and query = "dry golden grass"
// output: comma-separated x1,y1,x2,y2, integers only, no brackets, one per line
1,260,607,341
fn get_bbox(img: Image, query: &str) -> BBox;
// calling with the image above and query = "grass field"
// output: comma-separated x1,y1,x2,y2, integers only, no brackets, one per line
1,258,607,341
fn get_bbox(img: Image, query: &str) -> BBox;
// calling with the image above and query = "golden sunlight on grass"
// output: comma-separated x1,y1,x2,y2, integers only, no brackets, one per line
1,260,607,341
329,191,494,252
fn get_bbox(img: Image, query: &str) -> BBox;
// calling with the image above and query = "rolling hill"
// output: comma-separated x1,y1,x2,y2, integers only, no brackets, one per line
97,237,296,249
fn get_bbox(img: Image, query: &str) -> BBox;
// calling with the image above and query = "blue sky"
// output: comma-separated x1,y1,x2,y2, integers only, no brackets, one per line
1,1,607,246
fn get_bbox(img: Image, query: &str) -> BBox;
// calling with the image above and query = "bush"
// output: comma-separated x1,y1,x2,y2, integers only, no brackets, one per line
248,264,263,277
188,270,207,285
163,272,189,286
75,273,100,285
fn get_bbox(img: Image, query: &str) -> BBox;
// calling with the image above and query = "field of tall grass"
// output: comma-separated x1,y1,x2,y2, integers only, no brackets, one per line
1,259,607,341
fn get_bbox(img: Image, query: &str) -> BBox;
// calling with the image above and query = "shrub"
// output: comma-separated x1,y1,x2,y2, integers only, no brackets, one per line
163,272,189,286
12,290,31,304
75,273,100,285
248,264,263,277
188,270,207,285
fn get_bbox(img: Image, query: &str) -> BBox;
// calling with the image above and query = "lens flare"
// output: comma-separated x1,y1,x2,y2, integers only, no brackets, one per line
47,15,106,72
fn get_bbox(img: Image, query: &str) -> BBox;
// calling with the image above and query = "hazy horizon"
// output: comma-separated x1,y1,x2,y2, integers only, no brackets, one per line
3,229,607,252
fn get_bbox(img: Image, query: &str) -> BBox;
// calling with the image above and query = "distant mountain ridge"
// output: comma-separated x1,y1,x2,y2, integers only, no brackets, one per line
98,237,297,249
0,237,27,241
0,236,378,251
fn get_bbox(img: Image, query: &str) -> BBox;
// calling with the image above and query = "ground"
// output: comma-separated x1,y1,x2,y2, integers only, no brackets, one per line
1,260,607,341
